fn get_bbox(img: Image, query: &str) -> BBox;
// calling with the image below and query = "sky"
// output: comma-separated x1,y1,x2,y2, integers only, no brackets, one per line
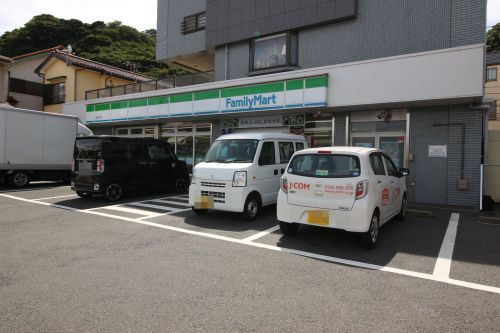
0,0,499,35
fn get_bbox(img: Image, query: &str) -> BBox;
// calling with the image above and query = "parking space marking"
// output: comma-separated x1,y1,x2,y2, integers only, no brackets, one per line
242,225,280,242
92,205,164,218
149,199,191,207
127,202,184,212
433,213,459,279
33,194,78,201
0,186,69,193
2,192,499,295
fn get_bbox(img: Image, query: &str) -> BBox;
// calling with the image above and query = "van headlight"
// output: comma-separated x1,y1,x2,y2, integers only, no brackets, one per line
232,171,247,187
191,170,197,184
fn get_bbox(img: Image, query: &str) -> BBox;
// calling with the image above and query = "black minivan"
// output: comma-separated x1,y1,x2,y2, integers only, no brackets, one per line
71,136,190,201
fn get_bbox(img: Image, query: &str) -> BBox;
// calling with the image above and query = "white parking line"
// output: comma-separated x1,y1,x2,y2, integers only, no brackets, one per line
96,205,164,218
33,194,78,201
1,192,499,295
127,202,184,212
149,199,191,207
242,225,280,242
433,213,460,279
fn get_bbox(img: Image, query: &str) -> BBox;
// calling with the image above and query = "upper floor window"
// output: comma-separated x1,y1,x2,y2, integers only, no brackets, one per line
250,32,298,71
487,67,497,81
182,12,206,35
43,82,65,105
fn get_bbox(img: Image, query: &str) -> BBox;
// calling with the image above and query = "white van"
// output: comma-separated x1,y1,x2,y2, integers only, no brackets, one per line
277,147,409,248
189,133,307,220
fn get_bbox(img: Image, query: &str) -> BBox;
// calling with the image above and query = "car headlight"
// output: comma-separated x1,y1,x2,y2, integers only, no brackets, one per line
232,171,247,187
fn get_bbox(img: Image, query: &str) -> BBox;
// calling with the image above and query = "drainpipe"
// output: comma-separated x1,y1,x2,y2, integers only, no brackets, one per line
224,45,228,80
74,68,83,101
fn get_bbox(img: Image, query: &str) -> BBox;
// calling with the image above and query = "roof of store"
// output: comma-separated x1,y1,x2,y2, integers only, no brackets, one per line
34,49,153,82
0,55,13,63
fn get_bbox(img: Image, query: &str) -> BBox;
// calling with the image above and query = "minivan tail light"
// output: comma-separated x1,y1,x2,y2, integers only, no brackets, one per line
96,159,105,174
355,180,368,200
280,176,288,193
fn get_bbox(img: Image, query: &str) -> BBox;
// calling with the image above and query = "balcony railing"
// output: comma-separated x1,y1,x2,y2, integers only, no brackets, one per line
85,71,214,101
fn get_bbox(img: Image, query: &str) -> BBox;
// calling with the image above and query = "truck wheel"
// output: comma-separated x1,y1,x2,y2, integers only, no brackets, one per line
396,195,407,221
175,177,189,193
279,221,299,235
360,211,379,249
104,183,122,201
242,194,261,221
192,207,208,215
76,191,92,199
9,171,30,188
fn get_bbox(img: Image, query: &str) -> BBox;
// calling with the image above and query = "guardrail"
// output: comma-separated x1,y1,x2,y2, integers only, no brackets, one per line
85,71,214,100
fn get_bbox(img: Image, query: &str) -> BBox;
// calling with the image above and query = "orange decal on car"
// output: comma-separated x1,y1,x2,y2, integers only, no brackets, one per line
382,188,389,206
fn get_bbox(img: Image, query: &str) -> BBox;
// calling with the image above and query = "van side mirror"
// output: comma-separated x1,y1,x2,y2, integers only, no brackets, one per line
399,168,410,177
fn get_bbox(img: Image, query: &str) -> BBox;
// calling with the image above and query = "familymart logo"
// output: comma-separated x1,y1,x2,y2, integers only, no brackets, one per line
225,94,278,109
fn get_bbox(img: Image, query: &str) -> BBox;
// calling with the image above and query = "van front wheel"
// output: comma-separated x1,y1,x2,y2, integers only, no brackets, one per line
104,183,122,201
242,194,261,221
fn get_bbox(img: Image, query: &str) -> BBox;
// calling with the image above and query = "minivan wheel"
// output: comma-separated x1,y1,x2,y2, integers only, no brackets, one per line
104,183,122,201
9,171,30,188
175,177,189,193
279,221,299,236
361,212,379,249
396,195,407,221
242,194,261,221
76,191,92,199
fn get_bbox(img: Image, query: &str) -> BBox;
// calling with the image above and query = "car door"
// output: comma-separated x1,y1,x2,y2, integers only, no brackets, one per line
369,153,391,222
382,154,401,217
128,142,154,188
257,141,280,205
147,142,175,188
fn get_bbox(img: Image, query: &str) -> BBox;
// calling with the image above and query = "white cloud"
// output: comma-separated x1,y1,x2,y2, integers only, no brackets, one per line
0,0,157,35
488,0,500,29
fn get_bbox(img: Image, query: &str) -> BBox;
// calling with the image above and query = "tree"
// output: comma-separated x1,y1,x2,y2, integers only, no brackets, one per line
0,15,179,79
487,23,500,52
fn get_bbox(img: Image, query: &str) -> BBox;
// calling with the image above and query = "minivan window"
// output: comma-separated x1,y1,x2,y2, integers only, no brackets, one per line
295,142,305,151
279,142,295,163
288,154,361,178
75,139,101,158
128,143,149,160
148,143,173,160
204,139,258,163
259,142,276,165
370,154,386,176
383,155,398,177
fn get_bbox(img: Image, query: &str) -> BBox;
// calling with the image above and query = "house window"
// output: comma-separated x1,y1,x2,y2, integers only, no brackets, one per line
487,67,497,81
43,82,65,105
181,12,206,35
250,32,298,71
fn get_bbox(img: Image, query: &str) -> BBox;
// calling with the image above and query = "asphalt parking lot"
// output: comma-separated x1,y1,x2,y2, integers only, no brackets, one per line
1,183,499,332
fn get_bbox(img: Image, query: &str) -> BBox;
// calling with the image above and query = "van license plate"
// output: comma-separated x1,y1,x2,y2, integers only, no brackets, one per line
195,196,214,209
307,210,329,226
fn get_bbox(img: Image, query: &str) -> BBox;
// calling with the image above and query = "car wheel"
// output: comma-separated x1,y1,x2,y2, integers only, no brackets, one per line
361,211,379,249
175,177,189,193
279,221,299,235
8,171,30,188
242,194,261,221
396,195,407,221
104,183,122,202
192,207,208,215
76,191,92,199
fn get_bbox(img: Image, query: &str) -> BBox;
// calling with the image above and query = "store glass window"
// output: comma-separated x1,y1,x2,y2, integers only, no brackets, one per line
116,129,128,135
304,114,333,148
195,135,211,164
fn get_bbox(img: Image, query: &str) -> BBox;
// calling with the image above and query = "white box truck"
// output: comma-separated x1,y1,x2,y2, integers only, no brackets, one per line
0,106,93,187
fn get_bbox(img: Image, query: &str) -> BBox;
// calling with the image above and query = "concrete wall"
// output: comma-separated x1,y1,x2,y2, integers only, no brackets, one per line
214,0,486,81
156,0,207,62
10,92,42,110
408,106,483,208
7,56,46,110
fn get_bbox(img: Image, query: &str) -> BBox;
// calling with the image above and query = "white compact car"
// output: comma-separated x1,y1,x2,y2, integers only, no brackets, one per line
189,133,307,220
277,147,409,248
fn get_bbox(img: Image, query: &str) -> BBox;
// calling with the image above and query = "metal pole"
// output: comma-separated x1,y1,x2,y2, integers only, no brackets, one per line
480,164,483,211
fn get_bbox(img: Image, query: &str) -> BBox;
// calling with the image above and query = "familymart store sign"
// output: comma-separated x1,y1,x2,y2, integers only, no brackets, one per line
85,76,328,123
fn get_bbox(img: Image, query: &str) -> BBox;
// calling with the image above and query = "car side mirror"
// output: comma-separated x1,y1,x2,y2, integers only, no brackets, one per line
399,168,410,177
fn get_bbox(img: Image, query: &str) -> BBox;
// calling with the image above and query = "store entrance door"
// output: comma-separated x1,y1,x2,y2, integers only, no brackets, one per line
352,134,405,169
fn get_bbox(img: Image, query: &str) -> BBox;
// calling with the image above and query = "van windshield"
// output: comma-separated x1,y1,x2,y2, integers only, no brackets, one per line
74,138,101,158
204,139,259,163
288,154,361,178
